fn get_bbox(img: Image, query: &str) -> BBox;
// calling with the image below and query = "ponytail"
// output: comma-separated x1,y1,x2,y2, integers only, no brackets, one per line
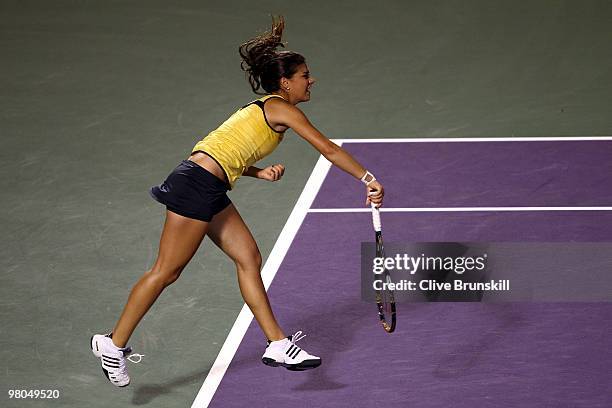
239,16,305,94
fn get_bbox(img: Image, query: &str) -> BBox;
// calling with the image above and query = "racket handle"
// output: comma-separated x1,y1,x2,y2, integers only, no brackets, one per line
371,202,382,232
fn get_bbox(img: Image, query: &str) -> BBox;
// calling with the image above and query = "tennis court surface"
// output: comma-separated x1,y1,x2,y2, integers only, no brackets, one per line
192,137,612,408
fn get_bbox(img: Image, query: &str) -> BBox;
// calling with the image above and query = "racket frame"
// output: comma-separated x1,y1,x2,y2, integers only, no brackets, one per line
371,204,396,333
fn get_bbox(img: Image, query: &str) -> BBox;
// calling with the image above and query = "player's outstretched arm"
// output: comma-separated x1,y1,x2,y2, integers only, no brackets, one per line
271,101,384,206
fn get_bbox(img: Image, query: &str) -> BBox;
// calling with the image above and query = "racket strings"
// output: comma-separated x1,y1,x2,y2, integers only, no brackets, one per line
372,209,396,333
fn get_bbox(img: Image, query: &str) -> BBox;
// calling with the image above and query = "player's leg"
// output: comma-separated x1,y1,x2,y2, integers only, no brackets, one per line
207,204,321,370
206,203,284,341
91,210,209,386
112,210,209,346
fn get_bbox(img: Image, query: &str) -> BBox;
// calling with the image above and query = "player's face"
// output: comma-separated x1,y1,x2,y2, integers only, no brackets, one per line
285,64,315,102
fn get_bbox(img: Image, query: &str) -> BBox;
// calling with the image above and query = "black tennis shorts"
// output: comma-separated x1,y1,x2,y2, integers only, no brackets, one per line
150,160,231,222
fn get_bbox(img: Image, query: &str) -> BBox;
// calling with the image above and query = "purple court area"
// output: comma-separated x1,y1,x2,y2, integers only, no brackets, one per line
209,141,612,408
314,140,612,208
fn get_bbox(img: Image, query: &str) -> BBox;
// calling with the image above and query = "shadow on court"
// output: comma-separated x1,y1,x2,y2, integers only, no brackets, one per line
431,303,527,378
240,299,527,392
131,366,212,405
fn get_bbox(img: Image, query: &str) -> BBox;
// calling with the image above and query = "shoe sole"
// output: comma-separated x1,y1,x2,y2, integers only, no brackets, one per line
90,335,130,387
262,357,321,371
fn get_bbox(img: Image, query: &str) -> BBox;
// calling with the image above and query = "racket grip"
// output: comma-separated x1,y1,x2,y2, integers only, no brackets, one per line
371,202,382,232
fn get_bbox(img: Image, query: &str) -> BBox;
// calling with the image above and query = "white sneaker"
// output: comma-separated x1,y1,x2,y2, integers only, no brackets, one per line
90,333,142,387
262,331,321,371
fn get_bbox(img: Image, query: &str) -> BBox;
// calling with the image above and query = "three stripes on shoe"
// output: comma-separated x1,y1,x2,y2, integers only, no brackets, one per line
286,344,302,359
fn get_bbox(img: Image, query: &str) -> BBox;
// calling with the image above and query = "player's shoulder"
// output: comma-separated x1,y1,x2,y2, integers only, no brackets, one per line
266,95,291,107
266,96,304,117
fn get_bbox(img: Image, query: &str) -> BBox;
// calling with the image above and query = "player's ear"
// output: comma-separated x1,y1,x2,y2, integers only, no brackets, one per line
280,77,290,90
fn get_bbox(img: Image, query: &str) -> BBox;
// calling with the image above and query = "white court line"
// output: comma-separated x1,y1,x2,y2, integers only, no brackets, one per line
308,207,612,213
331,136,612,143
191,153,335,408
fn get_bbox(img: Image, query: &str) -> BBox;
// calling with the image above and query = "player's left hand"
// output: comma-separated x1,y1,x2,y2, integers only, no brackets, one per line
258,164,285,182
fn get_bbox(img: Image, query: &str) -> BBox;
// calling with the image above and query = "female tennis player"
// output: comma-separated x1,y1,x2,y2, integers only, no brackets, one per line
91,16,384,387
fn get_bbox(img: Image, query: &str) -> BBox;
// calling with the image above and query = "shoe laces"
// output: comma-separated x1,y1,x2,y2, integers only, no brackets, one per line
291,330,307,343
108,350,144,382
127,353,145,364
119,346,146,364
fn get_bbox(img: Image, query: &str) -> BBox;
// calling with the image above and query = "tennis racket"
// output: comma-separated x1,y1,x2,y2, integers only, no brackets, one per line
371,203,396,333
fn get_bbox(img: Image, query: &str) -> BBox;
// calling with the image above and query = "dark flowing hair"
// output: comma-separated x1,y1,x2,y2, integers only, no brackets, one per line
239,16,306,95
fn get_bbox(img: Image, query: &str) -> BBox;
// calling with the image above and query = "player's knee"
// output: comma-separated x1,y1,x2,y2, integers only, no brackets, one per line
148,264,185,287
235,248,262,272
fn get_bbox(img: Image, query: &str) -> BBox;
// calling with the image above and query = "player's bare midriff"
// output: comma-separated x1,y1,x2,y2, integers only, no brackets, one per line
188,151,228,183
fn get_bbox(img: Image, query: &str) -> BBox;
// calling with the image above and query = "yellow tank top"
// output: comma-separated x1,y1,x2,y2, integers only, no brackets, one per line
192,94,286,189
